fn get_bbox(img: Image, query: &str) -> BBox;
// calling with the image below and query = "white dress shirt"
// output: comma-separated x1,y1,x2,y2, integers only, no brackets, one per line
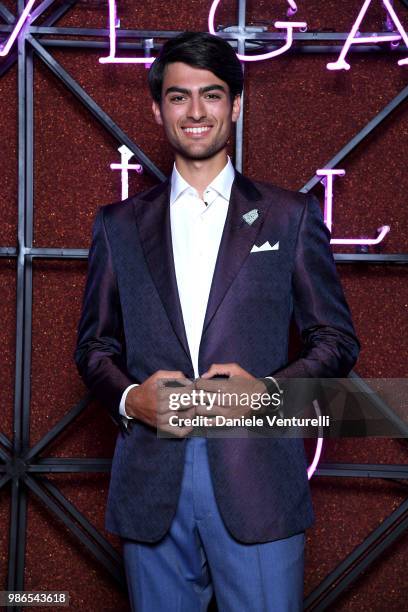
119,156,235,424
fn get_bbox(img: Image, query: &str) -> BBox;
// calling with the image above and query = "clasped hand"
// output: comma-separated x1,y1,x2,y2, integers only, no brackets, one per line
125,363,269,437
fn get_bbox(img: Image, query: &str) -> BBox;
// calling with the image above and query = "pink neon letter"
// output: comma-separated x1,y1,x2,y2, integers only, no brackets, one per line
0,0,36,57
327,0,408,70
316,168,390,245
208,0,306,62
99,0,155,65
110,145,143,200
307,400,324,480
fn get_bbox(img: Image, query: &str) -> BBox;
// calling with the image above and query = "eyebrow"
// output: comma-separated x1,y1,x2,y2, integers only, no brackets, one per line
164,84,227,96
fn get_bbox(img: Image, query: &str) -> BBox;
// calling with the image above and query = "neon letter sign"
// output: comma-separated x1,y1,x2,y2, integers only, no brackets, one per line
0,0,36,57
327,0,408,70
110,145,143,200
208,0,307,62
99,0,154,65
317,168,390,245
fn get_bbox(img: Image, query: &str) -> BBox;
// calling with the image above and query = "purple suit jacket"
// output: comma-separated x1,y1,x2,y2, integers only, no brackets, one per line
74,170,360,543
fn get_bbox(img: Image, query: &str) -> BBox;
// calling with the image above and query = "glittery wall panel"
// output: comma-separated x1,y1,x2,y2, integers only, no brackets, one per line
30,260,121,455
24,474,129,611
246,0,386,30
0,492,8,596
305,477,408,608
339,267,408,377
0,259,16,440
56,0,237,32
0,64,17,245
244,54,408,253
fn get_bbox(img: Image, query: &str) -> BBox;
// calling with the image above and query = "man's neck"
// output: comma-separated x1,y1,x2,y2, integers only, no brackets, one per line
174,150,229,200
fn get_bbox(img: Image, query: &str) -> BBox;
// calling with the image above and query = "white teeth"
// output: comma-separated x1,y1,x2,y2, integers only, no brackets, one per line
183,126,211,134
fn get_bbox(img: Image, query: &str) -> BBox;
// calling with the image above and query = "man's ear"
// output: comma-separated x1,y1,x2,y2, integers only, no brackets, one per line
152,100,163,126
231,94,241,123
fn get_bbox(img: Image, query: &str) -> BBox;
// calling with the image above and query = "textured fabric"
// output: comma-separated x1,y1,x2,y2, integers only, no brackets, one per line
74,170,360,542
122,437,305,612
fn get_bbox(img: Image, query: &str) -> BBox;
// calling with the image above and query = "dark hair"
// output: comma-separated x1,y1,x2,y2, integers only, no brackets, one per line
148,32,243,103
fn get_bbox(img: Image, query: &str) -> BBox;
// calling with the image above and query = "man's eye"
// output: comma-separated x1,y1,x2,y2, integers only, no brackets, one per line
205,93,221,99
170,95,186,102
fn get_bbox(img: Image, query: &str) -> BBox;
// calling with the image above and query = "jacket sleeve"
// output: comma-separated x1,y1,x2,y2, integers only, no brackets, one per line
73,205,135,435
272,194,360,381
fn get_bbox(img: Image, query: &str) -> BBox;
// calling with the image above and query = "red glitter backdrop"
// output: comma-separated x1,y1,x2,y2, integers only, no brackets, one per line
0,1,407,610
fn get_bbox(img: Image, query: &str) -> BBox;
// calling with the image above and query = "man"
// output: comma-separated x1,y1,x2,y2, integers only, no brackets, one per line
74,32,360,611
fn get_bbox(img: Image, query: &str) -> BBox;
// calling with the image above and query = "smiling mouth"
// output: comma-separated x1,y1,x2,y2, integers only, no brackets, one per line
182,126,212,136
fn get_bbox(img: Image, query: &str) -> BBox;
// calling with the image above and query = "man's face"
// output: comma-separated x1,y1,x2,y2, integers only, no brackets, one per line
151,62,241,161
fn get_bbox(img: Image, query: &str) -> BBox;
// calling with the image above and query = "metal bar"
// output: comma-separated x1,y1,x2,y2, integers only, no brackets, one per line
39,477,123,565
334,254,408,263
348,371,408,438
29,0,59,22
0,431,13,452
0,0,78,79
30,458,112,472
0,473,11,488
301,83,408,192
0,3,15,24
23,26,408,42
22,39,34,458
22,39,408,55
5,248,408,263
40,0,78,28
25,395,91,461
0,443,10,462
28,36,165,180
315,463,408,479
0,247,18,255
234,0,245,173
24,474,127,589
304,498,408,611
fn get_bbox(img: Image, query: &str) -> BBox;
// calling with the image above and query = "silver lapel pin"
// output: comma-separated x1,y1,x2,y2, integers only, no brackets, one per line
242,209,259,226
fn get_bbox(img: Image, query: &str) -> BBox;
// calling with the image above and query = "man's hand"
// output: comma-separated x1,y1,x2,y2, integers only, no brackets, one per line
125,370,195,437
194,363,269,419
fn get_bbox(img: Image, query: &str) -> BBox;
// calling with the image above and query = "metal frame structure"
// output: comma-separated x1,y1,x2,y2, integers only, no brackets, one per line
0,1,407,610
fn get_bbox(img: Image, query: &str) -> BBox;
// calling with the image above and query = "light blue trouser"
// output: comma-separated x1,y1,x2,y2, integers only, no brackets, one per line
122,437,305,612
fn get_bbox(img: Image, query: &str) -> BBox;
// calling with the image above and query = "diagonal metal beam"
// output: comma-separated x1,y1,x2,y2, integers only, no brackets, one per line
304,497,408,611
24,474,127,589
0,473,11,488
301,83,408,192
25,394,92,461
0,3,15,24
0,0,78,79
40,477,124,566
28,35,165,181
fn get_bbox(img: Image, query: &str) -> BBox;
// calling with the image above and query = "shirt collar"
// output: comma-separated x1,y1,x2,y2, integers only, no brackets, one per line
170,156,235,206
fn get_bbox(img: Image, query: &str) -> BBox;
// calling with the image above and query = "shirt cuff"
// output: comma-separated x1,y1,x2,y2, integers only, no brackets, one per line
119,383,139,427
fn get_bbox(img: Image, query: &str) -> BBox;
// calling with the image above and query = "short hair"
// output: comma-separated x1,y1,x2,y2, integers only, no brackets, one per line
148,31,243,103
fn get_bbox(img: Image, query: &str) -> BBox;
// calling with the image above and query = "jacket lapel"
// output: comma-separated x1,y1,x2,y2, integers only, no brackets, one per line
132,178,192,363
201,170,268,336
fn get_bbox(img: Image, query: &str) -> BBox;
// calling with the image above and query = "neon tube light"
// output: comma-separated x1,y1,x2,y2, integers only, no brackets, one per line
208,0,306,61
110,145,143,200
327,0,408,70
317,168,390,245
0,0,36,57
307,400,324,480
99,0,155,65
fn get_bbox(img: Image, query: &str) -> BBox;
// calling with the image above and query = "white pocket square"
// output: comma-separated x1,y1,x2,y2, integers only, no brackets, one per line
250,240,279,253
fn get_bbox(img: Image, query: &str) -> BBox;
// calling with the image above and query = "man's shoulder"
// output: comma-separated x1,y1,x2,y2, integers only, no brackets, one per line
244,174,309,208
99,179,168,221
238,173,310,218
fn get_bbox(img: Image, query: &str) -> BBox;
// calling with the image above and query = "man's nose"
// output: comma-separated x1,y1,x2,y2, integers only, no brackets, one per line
187,96,206,121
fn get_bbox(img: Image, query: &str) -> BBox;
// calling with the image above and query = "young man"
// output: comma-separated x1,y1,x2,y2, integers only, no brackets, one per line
74,32,359,611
